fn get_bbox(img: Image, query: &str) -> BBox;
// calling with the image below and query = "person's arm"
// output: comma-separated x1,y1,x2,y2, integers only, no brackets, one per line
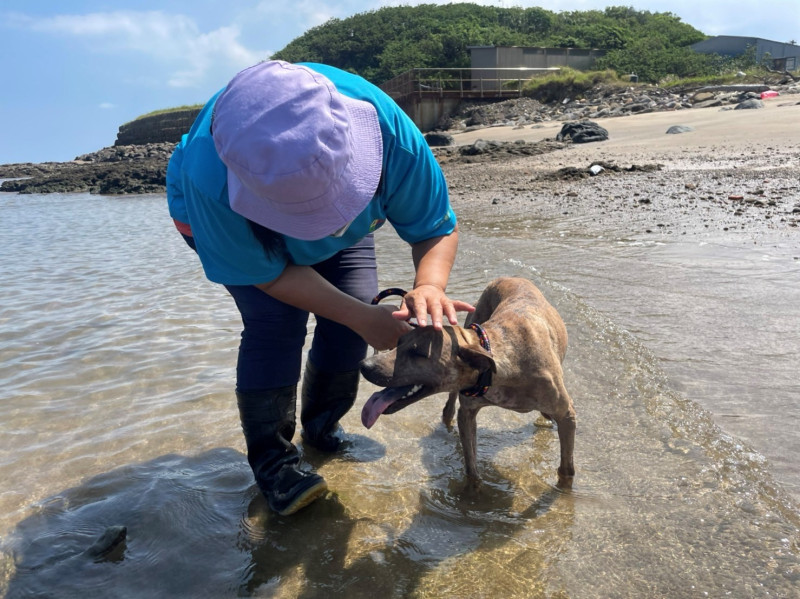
392,225,475,329
256,265,412,351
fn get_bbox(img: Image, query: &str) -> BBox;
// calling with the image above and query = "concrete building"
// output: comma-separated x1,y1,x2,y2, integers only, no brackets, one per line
691,36,799,71
468,45,606,71
467,45,605,91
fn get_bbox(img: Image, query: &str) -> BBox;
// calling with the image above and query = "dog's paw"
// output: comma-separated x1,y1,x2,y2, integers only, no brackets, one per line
441,397,456,429
556,466,575,490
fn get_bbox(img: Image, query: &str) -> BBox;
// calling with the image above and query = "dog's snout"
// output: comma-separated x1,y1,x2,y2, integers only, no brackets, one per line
360,348,405,388
359,356,388,386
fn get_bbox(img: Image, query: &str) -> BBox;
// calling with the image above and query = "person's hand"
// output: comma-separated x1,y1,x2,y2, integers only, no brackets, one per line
392,284,475,329
354,304,414,351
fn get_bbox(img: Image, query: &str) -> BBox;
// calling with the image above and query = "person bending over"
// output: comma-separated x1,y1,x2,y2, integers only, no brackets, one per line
167,60,473,515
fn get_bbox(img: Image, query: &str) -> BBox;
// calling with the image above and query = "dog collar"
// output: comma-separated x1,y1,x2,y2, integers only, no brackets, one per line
369,287,418,355
461,323,492,397
372,287,408,305
371,287,419,328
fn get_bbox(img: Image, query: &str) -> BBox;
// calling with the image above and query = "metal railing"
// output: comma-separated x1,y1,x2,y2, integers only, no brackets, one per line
379,67,560,101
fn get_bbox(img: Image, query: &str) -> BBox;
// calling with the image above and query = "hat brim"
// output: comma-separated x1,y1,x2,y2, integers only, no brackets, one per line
226,95,383,241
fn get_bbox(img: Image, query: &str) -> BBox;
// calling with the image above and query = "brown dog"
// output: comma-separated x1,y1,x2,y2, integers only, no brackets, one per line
360,277,576,488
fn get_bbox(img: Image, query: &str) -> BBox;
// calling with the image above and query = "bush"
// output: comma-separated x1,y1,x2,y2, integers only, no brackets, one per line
521,67,624,102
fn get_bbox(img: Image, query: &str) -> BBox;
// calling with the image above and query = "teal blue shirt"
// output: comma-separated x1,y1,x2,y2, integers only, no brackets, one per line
167,63,456,286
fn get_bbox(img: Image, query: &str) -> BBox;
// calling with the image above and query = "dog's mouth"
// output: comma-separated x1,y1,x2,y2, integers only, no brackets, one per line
361,384,431,429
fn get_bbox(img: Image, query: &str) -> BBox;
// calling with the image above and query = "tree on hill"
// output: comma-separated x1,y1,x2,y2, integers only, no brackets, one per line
272,3,713,84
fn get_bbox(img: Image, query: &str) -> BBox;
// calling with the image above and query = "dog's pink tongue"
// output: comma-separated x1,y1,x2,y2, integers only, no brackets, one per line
361,388,405,429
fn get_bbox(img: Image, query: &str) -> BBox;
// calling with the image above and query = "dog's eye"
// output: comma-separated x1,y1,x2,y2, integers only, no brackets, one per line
411,343,429,358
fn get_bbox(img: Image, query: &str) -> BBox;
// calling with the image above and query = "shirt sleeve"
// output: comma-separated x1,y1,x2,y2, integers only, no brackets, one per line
169,130,288,286
166,139,189,224
382,132,456,244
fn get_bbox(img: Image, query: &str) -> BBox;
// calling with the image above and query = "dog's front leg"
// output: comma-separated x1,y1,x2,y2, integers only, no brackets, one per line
553,408,576,489
456,399,481,489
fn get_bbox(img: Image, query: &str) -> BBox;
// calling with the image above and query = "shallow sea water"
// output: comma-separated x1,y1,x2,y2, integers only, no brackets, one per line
1,192,798,597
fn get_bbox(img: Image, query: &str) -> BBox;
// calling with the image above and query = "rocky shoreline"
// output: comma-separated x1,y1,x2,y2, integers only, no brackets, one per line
0,143,175,195
1,78,798,200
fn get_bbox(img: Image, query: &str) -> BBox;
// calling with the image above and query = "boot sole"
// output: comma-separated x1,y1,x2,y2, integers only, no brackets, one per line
277,479,329,516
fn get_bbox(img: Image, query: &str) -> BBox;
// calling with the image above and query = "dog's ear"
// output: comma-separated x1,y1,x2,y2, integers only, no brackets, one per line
457,344,496,373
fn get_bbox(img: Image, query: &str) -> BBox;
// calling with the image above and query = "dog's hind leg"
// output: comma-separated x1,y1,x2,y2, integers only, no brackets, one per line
457,400,482,488
442,392,458,430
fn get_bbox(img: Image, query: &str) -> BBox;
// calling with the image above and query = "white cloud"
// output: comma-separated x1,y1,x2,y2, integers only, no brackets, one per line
254,0,341,30
19,10,266,88
167,24,262,88
98,102,115,109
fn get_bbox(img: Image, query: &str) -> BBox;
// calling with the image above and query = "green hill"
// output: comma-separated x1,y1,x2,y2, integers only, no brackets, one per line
272,3,717,84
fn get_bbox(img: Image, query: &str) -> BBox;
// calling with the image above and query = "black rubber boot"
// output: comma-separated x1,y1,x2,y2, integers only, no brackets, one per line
300,361,360,452
236,387,328,516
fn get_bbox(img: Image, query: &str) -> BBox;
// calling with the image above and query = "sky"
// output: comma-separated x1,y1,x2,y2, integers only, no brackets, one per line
1,0,798,164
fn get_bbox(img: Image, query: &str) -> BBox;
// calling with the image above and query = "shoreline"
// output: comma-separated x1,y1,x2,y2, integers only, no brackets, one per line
2,99,798,247
440,101,800,249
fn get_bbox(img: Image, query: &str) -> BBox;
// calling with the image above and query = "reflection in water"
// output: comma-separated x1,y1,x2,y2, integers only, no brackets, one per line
4,450,256,598
230,420,575,598
1,193,799,597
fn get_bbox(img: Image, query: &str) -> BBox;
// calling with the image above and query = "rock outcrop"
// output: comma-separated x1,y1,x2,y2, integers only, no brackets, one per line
0,144,175,194
114,109,201,146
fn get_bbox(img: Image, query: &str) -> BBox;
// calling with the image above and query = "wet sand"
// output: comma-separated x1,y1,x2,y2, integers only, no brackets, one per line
442,100,800,246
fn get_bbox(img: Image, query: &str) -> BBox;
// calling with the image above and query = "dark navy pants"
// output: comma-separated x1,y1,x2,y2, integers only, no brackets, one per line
183,234,377,393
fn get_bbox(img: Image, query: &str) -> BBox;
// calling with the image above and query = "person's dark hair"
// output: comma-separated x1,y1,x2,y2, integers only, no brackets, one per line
247,220,286,258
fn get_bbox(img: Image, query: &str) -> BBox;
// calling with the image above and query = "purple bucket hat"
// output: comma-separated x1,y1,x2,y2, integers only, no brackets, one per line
211,61,383,241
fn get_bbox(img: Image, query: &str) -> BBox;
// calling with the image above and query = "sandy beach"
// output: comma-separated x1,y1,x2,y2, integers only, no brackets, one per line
440,99,800,247
449,98,800,166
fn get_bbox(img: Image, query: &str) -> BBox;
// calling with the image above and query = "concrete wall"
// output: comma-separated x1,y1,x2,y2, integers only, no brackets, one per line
399,96,463,132
470,46,605,70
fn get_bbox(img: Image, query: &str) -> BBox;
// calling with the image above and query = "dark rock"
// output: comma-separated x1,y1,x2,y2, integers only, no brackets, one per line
462,139,493,155
465,108,489,127
738,91,762,101
84,525,127,560
735,99,765,110
666,125,694,134
424,132,455,147
556,121,609,143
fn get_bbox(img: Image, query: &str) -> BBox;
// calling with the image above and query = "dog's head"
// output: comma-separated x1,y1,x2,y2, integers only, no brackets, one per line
359,325,495,428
